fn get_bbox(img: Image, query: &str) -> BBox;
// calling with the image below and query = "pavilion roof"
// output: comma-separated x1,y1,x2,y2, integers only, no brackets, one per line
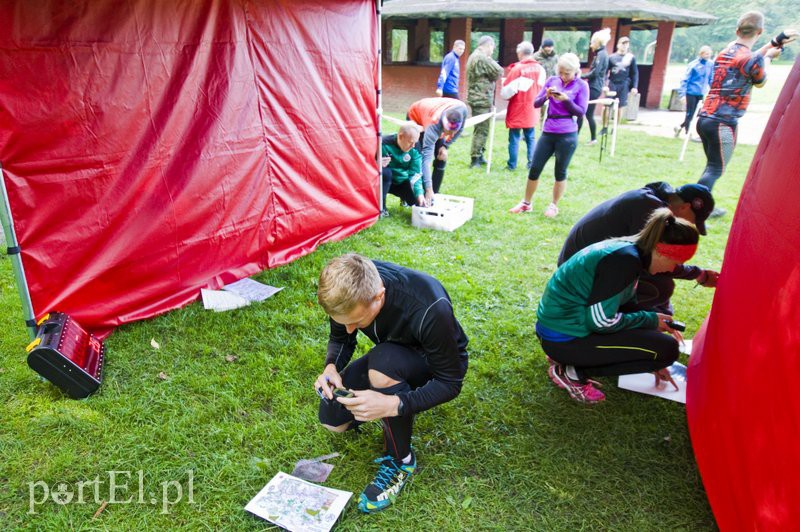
382,0,715,28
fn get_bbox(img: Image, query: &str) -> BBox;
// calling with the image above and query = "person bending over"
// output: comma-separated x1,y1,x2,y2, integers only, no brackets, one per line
381,123,425,215
407,97,468,205
558,182,718,314
315,254,469,513
537,208,699,404
509,53,588,218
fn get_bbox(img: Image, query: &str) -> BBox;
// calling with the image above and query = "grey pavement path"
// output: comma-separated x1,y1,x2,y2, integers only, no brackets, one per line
619,107,767,146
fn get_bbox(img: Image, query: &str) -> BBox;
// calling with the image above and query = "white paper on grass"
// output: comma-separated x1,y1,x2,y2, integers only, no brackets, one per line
617,362,687,404
223,278,283,302
680,338,692,355
245,472,352,532
201,288,249,312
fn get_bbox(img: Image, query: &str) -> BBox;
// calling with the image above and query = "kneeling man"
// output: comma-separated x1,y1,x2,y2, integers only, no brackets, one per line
315,254,469,513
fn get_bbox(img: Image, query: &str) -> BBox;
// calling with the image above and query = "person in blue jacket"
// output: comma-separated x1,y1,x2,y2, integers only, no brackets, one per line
675,46,714,136
436,40,465,99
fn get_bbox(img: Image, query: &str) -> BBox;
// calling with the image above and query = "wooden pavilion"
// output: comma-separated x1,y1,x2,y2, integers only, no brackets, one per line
381,0,715,111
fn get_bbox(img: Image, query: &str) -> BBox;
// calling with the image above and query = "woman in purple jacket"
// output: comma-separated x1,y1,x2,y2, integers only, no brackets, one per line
509,53,589,218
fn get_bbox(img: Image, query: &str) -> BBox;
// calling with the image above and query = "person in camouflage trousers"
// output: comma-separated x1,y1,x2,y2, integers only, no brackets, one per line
466,36,503,168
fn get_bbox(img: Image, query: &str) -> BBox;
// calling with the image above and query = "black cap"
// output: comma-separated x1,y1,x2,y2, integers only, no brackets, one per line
676,184,714,235
542,38,555,48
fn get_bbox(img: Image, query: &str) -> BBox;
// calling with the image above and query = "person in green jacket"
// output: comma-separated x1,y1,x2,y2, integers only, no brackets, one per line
536,208,699,404
381,124,424,215
466,35,504,167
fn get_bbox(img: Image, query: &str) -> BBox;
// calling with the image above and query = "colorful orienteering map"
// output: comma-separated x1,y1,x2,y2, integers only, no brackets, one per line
245,472,352,532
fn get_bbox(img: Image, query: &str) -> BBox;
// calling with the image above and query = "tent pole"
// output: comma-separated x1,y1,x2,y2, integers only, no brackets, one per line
376,0,383,212
0,162,37,340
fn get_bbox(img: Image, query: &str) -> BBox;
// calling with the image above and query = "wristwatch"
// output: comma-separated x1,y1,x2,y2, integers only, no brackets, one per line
396,396,406,417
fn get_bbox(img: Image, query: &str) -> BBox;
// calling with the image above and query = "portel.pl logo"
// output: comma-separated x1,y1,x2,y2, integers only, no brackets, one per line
28,470,194,515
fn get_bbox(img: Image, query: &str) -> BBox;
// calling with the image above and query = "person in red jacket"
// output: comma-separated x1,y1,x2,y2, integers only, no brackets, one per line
501,41,546,171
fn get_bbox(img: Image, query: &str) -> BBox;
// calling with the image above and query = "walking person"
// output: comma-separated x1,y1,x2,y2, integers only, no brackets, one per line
580,28,611,145
674,46,714,137
436,40,466,99
696,11,789,216
508,53,588,218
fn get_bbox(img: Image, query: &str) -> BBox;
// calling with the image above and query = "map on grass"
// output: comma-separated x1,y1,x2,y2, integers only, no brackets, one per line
245,472,352,532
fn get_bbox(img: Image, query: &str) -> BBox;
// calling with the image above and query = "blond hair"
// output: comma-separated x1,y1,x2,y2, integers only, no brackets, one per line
737,11,764,38
557,53,581,73
634,208,699,255
591,28,612,48
318,254,383,316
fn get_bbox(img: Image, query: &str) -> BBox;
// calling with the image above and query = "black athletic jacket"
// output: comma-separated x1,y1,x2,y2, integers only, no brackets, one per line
558,182,701,280
325,261,469,415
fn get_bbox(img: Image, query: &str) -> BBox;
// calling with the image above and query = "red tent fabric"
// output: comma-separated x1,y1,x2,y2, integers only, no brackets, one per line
687,58,800,529
0,1,379,333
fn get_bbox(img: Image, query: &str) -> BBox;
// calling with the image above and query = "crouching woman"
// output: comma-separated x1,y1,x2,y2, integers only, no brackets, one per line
536,208,698,403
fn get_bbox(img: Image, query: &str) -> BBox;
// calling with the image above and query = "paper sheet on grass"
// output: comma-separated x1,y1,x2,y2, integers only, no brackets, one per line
617,362,687,403
201,288,249,312
245,472,351,532
224,278,283,302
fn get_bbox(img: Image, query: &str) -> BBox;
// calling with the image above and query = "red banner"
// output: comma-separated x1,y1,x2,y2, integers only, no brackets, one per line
688,58,800,529
0,0,379,333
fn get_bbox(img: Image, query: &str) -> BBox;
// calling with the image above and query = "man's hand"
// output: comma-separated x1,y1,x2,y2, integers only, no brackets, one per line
631,88,638,95
656,313,684,342
337,389,401,422
381,156,391,168
435,88,443,97
696,269,719,287
314,364,343,401
436,146,448,161
415,194,426,207
424,187,435,206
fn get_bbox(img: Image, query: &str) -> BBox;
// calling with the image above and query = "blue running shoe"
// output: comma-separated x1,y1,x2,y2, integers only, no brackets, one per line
357,451,416,513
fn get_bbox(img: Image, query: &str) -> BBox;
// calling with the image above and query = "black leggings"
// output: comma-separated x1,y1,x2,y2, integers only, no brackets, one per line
527,132,578,182
680,94,703,132
579,88,602,140
414,137,447,193
318,342,432,460
381,168,419,208
697,116,737,191
540,328,679,381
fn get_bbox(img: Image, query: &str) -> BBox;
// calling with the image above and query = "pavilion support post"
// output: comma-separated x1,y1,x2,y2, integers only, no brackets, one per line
646,21,675,108
413,18,429,62
501,19,525,65
449,17,471,98
530,23,544,49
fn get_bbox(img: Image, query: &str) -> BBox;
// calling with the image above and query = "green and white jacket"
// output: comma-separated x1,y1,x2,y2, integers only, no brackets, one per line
536,240,659,340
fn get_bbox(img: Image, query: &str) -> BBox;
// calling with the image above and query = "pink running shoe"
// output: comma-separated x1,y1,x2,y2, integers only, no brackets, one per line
543,203,559,218
509,200,532,214
549,364,605,404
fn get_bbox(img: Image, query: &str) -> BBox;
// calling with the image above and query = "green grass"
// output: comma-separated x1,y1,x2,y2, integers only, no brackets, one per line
0,120,750,530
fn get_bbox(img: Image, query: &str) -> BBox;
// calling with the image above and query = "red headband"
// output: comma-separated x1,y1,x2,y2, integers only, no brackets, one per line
656,242,697,263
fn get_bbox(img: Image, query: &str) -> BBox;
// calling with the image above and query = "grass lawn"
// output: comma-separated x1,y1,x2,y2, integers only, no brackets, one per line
0,118,751,530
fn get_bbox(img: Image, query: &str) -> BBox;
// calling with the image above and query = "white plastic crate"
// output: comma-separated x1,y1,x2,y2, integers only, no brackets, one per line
411,194,474,232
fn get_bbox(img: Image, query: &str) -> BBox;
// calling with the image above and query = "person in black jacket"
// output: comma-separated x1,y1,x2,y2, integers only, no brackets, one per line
558,182,719,314
314,254,469,514
580,28,611,144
